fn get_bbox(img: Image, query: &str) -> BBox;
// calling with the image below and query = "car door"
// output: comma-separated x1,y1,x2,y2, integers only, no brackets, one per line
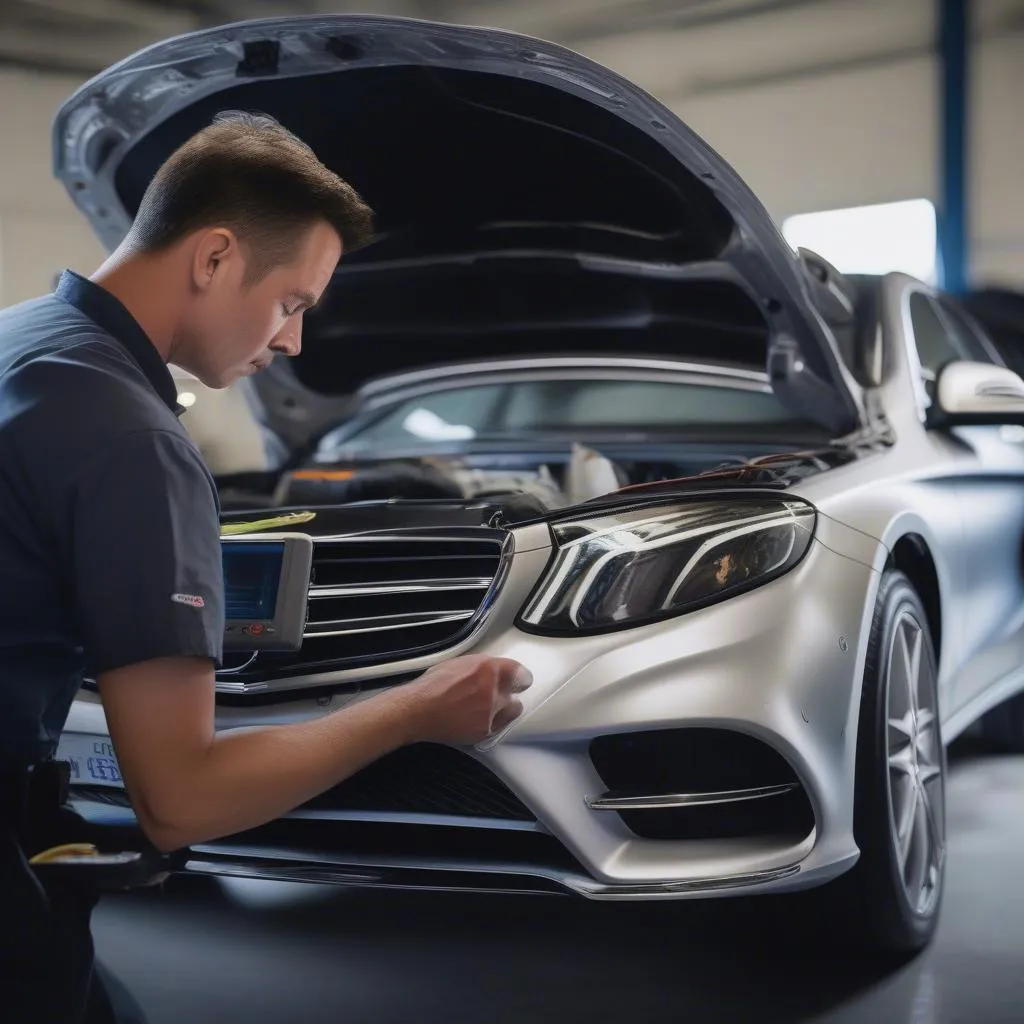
913,291,1024,715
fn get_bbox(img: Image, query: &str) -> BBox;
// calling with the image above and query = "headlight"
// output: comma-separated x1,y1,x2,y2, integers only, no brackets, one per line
519,499,816,634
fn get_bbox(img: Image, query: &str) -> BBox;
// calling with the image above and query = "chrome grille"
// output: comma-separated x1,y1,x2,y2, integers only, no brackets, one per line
217,528,507,688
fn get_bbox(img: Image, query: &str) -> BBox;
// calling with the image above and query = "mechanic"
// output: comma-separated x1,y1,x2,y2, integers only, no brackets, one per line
0,110,531,1023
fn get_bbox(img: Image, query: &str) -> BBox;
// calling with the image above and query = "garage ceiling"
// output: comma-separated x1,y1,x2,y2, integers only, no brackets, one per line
3,0,1024,101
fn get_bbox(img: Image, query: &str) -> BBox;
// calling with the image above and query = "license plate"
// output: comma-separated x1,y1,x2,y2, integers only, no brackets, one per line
56,734,124,788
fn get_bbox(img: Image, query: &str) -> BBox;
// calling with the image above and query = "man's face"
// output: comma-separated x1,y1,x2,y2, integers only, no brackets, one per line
179,220,342,388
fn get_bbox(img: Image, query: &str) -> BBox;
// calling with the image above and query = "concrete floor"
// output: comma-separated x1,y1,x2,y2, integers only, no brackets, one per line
94,741,1024,1024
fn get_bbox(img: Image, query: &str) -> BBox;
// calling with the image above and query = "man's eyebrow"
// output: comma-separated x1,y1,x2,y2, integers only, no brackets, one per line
289,290,318,310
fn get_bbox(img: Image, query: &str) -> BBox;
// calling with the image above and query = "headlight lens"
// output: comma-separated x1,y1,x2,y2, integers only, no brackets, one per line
519,499,816,634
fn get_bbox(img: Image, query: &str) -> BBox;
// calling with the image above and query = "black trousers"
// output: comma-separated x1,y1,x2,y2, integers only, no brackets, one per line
0,825,147,1023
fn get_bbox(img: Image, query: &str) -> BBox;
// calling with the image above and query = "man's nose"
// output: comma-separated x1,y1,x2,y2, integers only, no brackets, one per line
271,319,302,357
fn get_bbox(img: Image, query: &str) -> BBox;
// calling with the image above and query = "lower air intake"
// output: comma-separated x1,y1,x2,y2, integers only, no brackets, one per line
589,728,815,842
301,742,535,821
72,744,534,823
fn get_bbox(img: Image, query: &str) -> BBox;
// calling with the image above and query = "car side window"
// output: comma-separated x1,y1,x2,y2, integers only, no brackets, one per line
337,385,507,447
908,292,969,378
936,296,1004,366
501,379,801,429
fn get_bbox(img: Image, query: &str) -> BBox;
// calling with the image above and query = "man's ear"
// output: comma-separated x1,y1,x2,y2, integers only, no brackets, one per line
191,228,237,292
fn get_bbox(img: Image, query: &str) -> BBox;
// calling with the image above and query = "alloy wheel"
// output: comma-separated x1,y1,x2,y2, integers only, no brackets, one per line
885,608,945,918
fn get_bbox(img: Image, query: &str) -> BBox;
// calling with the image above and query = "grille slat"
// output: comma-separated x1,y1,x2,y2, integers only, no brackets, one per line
305,609,476,637
217,528,507,688
311,536,503,588
308,578,493,598
314,557,502,587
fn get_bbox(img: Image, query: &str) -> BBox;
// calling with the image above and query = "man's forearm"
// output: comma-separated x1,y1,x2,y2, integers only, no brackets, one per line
101,653,524,853
142,687,421,852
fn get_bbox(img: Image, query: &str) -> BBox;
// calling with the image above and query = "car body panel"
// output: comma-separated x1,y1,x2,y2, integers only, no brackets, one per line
65,530,872,895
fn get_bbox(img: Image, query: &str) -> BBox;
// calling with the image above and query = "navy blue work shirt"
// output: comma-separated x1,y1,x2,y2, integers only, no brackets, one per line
0,270,225,769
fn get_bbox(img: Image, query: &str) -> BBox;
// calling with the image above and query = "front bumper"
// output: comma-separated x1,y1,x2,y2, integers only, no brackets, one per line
62,512,880,900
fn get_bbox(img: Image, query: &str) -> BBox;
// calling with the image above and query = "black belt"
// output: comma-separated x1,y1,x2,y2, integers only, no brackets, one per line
0,764,31,813
0,760,71,847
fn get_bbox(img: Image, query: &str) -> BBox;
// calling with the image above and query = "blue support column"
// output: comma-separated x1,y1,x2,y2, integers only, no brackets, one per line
939,0,969,293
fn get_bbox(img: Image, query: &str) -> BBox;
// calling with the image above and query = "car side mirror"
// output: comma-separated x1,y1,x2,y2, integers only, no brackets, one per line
929,360,1024,426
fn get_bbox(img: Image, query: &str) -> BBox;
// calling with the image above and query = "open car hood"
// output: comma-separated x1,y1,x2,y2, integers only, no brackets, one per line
53,15,865,436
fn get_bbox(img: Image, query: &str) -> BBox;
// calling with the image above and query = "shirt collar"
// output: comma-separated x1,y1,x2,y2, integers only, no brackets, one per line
55,270,185,416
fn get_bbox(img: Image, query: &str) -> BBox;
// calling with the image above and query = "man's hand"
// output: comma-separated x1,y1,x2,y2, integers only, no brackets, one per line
401,654,533,745
99,652,531,853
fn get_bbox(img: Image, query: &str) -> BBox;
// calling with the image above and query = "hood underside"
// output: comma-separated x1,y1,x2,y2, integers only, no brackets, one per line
53,15,865,435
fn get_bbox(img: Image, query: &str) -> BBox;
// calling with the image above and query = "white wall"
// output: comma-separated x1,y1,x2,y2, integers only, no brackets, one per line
1,23,1023,304
676,54,940,223
669,30,1024,290
970,30,1024,286
0,68,104,308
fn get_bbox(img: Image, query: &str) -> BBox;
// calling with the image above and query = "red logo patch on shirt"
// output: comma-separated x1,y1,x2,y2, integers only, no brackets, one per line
171,593,205,609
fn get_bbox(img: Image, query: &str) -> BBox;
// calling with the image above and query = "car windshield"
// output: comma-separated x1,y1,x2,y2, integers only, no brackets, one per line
324,377,817,451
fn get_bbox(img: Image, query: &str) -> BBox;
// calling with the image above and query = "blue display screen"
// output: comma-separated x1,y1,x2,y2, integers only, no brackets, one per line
222,542,284,621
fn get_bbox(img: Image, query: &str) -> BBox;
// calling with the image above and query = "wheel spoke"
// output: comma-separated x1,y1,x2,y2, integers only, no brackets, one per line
893,625,914,710
907,624,923,716
896,779,920,871
888,713,914,739
916,707,936,735
917,726,941,769
921,779,944,861
907,785,931,909
888,742,916,777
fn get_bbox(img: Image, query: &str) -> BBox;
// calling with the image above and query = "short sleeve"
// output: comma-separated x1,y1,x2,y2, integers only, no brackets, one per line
70,429,225,676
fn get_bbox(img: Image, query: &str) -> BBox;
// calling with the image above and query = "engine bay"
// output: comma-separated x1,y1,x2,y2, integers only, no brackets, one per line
215,441,853,521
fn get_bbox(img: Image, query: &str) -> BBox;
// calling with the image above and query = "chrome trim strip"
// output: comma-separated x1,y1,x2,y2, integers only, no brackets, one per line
279,808,545,831
304,609,475,638
214,679,274,694
184,859,566,897
68,791,544,834
566,864,802,898
586,783,800,811
312,533,505,545
182,852,803,900
308,578,492,598
976,382,1024,400
357,357,771,402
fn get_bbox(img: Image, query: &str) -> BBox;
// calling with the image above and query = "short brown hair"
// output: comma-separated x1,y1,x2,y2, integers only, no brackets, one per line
127,111,375,282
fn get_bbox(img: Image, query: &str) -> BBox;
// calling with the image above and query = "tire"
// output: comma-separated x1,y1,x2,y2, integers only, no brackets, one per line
980,692,1024,752
823,569,947,958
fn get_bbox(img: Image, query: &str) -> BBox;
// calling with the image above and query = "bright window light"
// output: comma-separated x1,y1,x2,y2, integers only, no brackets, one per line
782,198,937,284
402,408,476,441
